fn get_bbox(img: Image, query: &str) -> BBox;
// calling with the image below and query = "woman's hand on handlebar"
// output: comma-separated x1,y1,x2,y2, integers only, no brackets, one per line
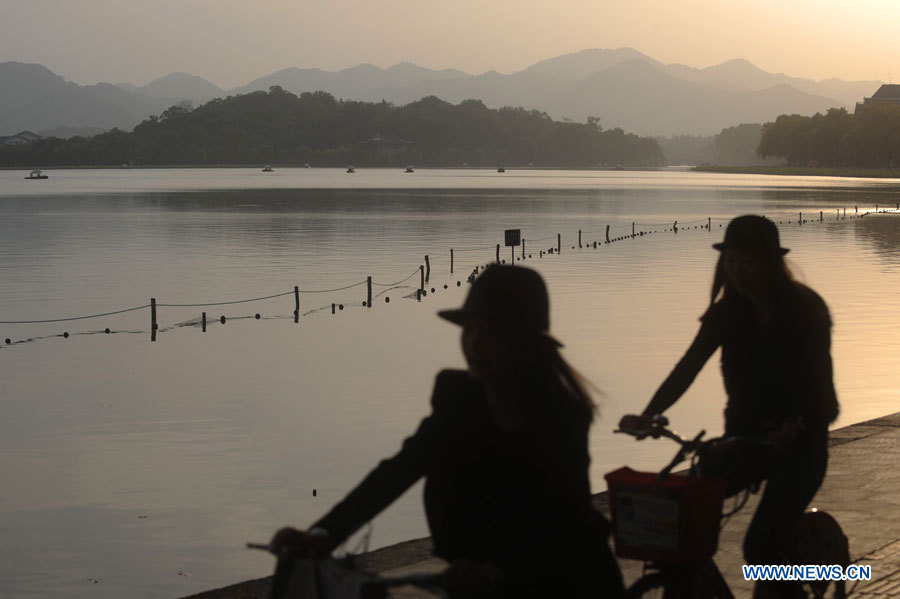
618,413,667,438
269,526,336,559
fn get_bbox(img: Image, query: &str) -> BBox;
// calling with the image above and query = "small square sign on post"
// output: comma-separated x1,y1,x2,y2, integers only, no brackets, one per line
505,229,521,247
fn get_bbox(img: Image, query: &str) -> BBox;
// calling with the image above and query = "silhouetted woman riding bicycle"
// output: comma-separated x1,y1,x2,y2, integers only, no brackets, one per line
621,215,839,599
272,265,624,598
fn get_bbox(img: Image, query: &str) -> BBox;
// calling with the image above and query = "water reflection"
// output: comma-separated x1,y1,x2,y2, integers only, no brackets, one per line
2,172,900,598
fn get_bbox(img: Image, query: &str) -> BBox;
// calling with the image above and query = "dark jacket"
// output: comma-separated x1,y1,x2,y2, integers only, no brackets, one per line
650,282,839,441
313,369,622,597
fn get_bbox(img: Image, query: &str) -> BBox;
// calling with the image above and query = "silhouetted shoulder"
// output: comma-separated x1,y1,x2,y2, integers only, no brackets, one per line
431,369,486,413
787,282,832,328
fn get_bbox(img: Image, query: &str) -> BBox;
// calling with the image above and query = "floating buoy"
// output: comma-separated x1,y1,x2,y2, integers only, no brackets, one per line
443,284,448,289
431,288,435,293
63,332,69,338
339,304,344,310
105,328,111,334
362,301,367,307
457,281,461,286
5,338,10,344
255,313,260,320
313,489,317,497
220,316,226,324
385,297,390,303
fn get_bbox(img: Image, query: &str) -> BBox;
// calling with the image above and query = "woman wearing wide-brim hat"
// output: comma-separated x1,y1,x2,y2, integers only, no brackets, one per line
272,265,624,598
621,214,839,598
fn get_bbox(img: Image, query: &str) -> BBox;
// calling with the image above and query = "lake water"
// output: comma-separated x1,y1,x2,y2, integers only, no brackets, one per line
1,167,899,598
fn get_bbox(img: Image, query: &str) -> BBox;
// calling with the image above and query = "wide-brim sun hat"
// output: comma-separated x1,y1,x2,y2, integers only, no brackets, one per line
438,265,563,347
713,214,789,256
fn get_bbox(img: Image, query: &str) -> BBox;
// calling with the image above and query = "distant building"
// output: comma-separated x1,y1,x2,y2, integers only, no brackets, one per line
855,84,900,114
360,133,411,161
0,130,42,145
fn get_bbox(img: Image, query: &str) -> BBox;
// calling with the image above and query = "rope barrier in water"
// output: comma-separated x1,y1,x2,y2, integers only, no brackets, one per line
373,268,421,287
0,304,151,324
1,204,896,342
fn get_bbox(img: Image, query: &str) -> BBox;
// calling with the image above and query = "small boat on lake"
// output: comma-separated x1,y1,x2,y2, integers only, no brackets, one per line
262,165,274,172
497,164,506,173
346,166,355,173
405,165,414,173
25,169,48,180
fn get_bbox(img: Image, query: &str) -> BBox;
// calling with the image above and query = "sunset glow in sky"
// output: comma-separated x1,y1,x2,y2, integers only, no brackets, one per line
2,0,898,88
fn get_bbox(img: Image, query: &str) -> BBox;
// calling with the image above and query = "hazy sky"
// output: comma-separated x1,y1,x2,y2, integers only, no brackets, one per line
2,0,897,89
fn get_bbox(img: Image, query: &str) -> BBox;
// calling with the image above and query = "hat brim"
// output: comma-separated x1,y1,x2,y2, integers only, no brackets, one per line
712,242,789,255
437,309,564,347
437,308,468,326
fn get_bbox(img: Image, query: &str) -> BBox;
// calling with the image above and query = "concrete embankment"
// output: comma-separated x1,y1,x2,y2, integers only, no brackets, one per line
181,412,900,599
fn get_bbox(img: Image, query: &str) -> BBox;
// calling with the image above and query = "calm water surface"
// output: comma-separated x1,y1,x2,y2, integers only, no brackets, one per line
1,168,899,598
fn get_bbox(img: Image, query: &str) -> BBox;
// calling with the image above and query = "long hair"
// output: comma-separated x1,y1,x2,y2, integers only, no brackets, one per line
527,334,597,426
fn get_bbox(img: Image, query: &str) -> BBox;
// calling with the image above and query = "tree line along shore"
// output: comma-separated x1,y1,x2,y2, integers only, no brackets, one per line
5,88,900,172
0,87,664,168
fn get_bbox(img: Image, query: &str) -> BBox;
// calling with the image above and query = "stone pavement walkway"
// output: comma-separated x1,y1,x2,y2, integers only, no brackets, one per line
182,412,900,599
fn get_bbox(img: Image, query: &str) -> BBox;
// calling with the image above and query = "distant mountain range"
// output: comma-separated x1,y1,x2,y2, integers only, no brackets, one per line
0,48,882,137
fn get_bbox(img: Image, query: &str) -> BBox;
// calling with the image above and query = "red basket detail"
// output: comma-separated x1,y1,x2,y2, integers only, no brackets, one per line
604,466,726,565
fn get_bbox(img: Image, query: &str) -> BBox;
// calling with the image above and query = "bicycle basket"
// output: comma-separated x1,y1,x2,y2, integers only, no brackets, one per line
604,467,726,565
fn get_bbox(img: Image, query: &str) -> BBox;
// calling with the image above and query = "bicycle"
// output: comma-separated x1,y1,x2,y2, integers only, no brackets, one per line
608,416,849,599
247,542,447,599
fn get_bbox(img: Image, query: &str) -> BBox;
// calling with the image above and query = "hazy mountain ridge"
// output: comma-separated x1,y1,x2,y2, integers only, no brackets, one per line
0,50,884,137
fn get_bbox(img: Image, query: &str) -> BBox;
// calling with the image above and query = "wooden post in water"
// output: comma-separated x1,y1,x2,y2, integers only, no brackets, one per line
202,312,206,332
416,289,422,302
510,245,514,265
522,238,525,259
605,225,610,243
799,212,802,225
496,244,500,264
557,233,561,253
632,222,635,238
843,207,846,218
450,249,454,274
424,255,430,283
294,286,300,323
820,210,823,222
855,205,858,213
578,230,582,248
332,303,336,314
151,298,157,342
367,277,372,308
420,266,425,292
708,217,711,230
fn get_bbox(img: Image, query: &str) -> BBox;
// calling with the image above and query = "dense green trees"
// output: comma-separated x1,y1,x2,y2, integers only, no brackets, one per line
0,88,664,167
758,105,900,167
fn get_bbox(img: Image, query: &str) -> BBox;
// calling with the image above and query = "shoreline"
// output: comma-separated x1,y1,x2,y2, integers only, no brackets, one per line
692,165,900,179
1,164,667,171
179,412,900,599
